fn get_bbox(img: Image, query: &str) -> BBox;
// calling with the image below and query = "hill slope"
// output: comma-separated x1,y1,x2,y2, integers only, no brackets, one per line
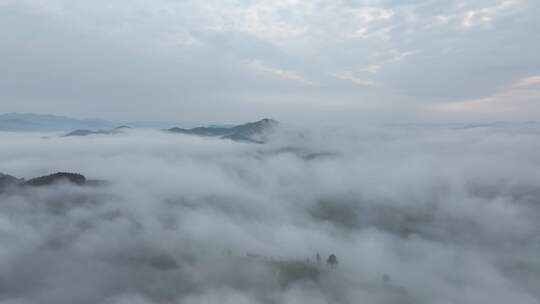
168,118,278,143
63,126,131,137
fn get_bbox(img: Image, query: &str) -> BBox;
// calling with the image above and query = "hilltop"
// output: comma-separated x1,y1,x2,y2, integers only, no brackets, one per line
168,118,278,143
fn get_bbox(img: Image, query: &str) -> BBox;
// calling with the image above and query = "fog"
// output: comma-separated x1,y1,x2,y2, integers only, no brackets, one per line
1,124,540,303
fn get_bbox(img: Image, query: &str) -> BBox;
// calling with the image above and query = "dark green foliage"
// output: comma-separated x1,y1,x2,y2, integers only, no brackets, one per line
327,254,338,267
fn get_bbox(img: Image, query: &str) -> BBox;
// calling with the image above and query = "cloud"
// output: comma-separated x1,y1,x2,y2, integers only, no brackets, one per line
1,125,540,303
433,0,525,30
431,75,540,120
249,60,313,85
511,75,540,89
330,72,379,87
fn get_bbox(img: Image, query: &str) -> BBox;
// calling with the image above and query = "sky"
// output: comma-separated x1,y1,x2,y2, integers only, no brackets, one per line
1,0,539,124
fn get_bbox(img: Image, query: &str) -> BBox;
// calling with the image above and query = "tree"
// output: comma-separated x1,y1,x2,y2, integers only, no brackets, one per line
327,254,338,268
316,253,322,263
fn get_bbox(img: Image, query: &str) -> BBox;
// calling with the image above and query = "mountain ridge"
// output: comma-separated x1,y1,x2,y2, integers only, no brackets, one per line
0,172,105,191
0,113,192,131
168,118,278,143
63,126,131,137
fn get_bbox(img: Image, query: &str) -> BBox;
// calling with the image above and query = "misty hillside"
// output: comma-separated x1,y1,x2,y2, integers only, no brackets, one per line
63,126,131,137
2,0,540,302
168,118,278,143
22,172,87,187
0,113,117,131
0,172,108,191
0,172,22,189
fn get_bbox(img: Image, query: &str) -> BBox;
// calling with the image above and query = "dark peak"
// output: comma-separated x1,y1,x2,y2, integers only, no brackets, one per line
0,172,18,180
230,118,278,134
63,126,130,137
1,172,109,192
233,118,278,129
0,173,22,188
244,118,278,127
23,172,86,187
63,129,95,137
258,118,277,124
167,118,279,143
168,127,186,133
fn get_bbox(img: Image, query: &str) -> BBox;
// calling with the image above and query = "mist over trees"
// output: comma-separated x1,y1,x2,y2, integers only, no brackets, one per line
0,123,540,303
1,0,539,302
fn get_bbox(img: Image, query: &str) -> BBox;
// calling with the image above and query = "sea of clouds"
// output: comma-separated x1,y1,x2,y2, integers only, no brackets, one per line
1,123,540,304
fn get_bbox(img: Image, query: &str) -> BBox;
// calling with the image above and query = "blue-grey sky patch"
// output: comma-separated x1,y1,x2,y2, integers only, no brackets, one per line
0,0,539,123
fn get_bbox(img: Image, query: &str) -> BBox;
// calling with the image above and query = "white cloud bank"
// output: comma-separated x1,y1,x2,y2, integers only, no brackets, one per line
1,125,540,303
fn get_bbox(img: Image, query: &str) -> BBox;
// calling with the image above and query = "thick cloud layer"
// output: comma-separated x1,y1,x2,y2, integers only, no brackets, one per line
1,125,540,303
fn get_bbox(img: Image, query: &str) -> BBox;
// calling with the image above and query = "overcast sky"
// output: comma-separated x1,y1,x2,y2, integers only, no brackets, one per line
1,0,539,124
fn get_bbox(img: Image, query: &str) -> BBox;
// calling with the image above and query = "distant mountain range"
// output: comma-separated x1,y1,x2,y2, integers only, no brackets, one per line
63,126,131,137
57,118,277,143
0,113,279,143
0,113,191,131
168,118,278,143
0,113,116,131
